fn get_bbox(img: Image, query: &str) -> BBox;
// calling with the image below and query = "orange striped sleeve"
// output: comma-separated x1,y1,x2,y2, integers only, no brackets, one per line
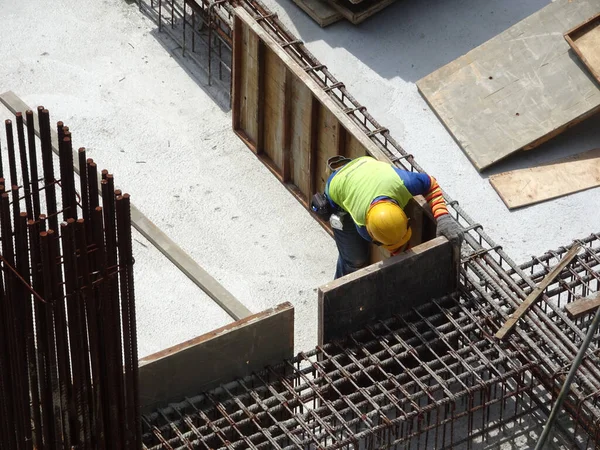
425,176,448,219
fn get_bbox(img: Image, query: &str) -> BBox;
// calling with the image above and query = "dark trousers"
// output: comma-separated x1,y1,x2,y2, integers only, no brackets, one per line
332,214,370,279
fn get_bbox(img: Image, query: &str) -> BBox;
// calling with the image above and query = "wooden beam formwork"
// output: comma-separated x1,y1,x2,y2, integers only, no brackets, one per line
317,236,456,345
138,302,294,413
232,7,436,262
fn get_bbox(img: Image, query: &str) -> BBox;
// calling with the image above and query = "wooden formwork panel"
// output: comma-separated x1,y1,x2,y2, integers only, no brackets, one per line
318,237,455,345
138,303,294,412
232,7,435,260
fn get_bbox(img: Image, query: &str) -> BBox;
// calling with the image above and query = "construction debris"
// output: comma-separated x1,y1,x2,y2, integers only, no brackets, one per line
0,108,141,449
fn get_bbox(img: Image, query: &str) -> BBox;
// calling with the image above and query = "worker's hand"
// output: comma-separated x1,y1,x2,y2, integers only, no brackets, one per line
436,215,464,249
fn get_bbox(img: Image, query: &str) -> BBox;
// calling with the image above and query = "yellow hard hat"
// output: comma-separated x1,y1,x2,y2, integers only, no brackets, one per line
365,200,412,253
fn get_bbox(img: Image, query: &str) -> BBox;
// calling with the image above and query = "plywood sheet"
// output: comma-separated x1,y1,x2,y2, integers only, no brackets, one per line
490,148,600,209
565,12,600,84
139,303,294,412
318,237,455,345
417,0,600,171
263,46,286,169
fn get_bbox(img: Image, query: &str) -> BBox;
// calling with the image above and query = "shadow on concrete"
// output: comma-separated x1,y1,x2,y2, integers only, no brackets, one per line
276,0,550,82
147,21,231,112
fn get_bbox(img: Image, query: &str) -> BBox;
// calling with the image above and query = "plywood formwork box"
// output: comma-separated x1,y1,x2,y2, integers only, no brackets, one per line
232,7,436,263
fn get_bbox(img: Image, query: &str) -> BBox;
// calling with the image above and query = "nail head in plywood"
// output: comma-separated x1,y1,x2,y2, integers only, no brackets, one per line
490,148,600,209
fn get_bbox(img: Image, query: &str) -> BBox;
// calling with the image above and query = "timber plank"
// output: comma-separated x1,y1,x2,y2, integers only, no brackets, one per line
495,244,581,340
138,303,294,412
318,237,455,345
0,91,252,321
565,293,600,319
263,46,286,170
490,148,600,209
290,76,312,198
291,0,343,27
565,12,600,85
417,0,600,172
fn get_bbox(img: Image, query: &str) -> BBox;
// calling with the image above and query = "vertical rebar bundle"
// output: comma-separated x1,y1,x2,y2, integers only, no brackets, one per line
0,108,141,450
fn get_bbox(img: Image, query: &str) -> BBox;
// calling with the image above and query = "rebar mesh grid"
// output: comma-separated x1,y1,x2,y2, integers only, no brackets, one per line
0,109,140,450
141,294,554,450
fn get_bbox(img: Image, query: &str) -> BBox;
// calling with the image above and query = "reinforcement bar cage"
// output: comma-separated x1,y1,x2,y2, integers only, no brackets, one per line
142,294,550,450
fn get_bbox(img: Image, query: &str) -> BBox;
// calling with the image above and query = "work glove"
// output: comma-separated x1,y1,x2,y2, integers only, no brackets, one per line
436,215,464,249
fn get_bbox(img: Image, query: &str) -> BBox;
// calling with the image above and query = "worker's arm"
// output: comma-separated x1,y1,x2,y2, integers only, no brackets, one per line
393,168,463,248
393,168,448,219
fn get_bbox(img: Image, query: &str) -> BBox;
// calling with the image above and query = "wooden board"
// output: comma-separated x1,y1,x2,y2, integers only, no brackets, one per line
232,7,437,258
291,0,343,27
138,302,294,412
495,244,581,340
565,293,600,319
318,236,455,345
490,148,600,209
565,12,600,85
0,91,252,321
326,0,398,24
417,0,600,172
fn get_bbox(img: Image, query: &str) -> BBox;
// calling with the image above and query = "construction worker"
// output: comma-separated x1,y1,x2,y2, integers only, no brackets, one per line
324,156,463,279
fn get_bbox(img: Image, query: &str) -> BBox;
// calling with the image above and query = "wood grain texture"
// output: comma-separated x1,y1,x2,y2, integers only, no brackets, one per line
0,91,252,321
565,12,600,84
490,148,600,209
239,20,259,148
417,0,600,171
565,293,600,319
263,45,286,169
318,237,455,345
138,303,294,412
495,244,581,340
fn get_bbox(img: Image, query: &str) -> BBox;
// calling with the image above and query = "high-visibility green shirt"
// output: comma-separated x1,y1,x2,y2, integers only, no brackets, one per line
328,156,413,226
